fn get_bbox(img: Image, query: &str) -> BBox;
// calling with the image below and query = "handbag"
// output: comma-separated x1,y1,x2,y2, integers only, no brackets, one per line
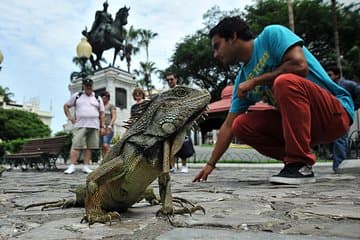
176,136,195,159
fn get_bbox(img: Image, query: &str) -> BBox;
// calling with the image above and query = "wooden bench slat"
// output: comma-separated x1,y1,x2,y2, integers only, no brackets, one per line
3,136,68,170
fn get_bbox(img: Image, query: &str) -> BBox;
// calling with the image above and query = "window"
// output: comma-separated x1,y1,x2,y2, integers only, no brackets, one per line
94,88,106,98
115,87,127,109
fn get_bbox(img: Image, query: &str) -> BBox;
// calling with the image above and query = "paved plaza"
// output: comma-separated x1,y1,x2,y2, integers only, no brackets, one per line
0,160,359,240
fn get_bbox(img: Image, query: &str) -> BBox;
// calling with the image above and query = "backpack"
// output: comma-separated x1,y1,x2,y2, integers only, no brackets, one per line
74,91,101,108
176,136,195,159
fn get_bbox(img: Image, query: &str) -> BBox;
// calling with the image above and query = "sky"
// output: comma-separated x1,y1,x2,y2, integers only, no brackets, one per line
0,0,353,134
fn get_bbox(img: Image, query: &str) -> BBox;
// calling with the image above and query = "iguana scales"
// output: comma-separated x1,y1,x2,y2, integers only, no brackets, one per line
26,86,211,225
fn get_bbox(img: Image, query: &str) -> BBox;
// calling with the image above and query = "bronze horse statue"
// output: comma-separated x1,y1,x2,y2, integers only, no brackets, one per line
82,6,129,70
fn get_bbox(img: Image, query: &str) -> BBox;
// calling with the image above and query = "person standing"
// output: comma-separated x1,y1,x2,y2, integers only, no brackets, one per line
166,73,191,173
63,78,105,174
100,91,116,157
130,87,146,117
326,65,360,172
193,17,353,184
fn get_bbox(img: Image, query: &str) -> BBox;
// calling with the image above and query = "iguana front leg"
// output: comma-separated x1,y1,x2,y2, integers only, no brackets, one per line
156,140,205,216
80,157,125,225
156,172,205,216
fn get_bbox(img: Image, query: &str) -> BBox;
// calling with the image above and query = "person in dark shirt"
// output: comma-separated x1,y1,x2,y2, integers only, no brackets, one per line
326,65,360,172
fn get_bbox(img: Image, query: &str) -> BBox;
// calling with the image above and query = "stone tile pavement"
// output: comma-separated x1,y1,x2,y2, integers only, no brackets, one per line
0,162,359,240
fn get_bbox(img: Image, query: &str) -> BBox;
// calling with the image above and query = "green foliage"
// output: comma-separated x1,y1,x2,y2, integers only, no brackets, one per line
165,31,239,101
243,0,360,80
0,109,51,141
0,138,27,156
110,133,120,145
0,86,14,103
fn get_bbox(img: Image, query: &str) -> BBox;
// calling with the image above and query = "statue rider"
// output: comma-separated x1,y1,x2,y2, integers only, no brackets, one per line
87,1,113,42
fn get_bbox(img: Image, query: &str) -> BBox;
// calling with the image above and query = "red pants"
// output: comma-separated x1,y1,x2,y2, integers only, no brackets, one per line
232,73,350,165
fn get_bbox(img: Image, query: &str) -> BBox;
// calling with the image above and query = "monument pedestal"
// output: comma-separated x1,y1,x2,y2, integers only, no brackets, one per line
64,66,137,138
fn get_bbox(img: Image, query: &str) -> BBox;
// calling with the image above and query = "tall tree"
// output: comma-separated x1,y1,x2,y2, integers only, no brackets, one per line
138,29,158,62
70,56,103,81
165,6,242,101
122,25,141,72
287,0,295,31
331,0,341,73
133,61,158,96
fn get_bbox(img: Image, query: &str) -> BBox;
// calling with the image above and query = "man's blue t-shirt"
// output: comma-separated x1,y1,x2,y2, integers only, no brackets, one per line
229,25,354,122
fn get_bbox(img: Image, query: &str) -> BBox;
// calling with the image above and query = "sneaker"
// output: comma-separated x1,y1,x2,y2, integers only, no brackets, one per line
170,167,176,173
81,165,93,174
180,166,189,173
269,164,315,185
64,164,76,174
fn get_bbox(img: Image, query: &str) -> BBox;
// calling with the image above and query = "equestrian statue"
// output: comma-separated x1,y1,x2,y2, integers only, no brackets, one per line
82,1,129,70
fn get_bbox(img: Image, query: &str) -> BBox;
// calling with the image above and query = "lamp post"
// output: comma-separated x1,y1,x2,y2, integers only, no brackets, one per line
76,37,92,78
70,37,92,82
0,50,3,71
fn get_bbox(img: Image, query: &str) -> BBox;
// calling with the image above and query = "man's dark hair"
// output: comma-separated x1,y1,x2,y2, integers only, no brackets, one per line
326,65,340,76
166,73,177,79
209,16,253,41
100,91,110,99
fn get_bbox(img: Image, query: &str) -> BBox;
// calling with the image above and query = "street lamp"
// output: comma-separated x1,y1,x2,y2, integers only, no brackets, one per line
76,37,92,77
0,50,3,71
70,37,92,82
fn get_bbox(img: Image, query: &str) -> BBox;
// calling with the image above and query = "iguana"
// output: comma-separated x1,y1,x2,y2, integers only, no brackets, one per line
26,86,211,225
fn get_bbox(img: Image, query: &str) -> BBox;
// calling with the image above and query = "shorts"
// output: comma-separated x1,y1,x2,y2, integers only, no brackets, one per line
100,129,114,145
71,127,99,149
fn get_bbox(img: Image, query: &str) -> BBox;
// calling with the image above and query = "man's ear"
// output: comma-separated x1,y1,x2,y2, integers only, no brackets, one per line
230,32,238,43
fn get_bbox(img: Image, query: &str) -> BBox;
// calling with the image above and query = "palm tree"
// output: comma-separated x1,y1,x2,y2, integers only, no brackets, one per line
70,56,108,82
138,29,158,62
331,0,342,75
0,86,14,104
287,0,295,32
133,61,158,96
122,25,141,72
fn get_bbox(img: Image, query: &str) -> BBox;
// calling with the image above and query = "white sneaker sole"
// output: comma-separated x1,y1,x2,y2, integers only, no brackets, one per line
269,176,316,185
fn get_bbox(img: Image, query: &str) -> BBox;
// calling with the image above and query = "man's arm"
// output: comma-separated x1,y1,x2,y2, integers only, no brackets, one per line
207,112,238,167
237,45,309,99
99,111,106,135
64,104,75,124
193,112,239,182
109,107,117,128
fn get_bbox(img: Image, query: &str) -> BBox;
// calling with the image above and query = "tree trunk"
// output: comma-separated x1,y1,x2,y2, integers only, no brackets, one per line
331,0,342,76
287,0,295,32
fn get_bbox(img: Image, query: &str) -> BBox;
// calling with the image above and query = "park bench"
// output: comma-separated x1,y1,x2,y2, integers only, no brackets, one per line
2,135,68,171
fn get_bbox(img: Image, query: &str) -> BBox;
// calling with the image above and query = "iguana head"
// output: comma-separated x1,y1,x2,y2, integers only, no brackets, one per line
106,86,210,163
143,86,210,136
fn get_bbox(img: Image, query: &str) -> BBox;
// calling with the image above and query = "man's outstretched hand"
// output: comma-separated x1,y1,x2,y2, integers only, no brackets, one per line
193,164,214,182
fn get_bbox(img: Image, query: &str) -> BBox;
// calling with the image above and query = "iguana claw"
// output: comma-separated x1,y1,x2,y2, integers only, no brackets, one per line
80,211,121,225
155,196,206,217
